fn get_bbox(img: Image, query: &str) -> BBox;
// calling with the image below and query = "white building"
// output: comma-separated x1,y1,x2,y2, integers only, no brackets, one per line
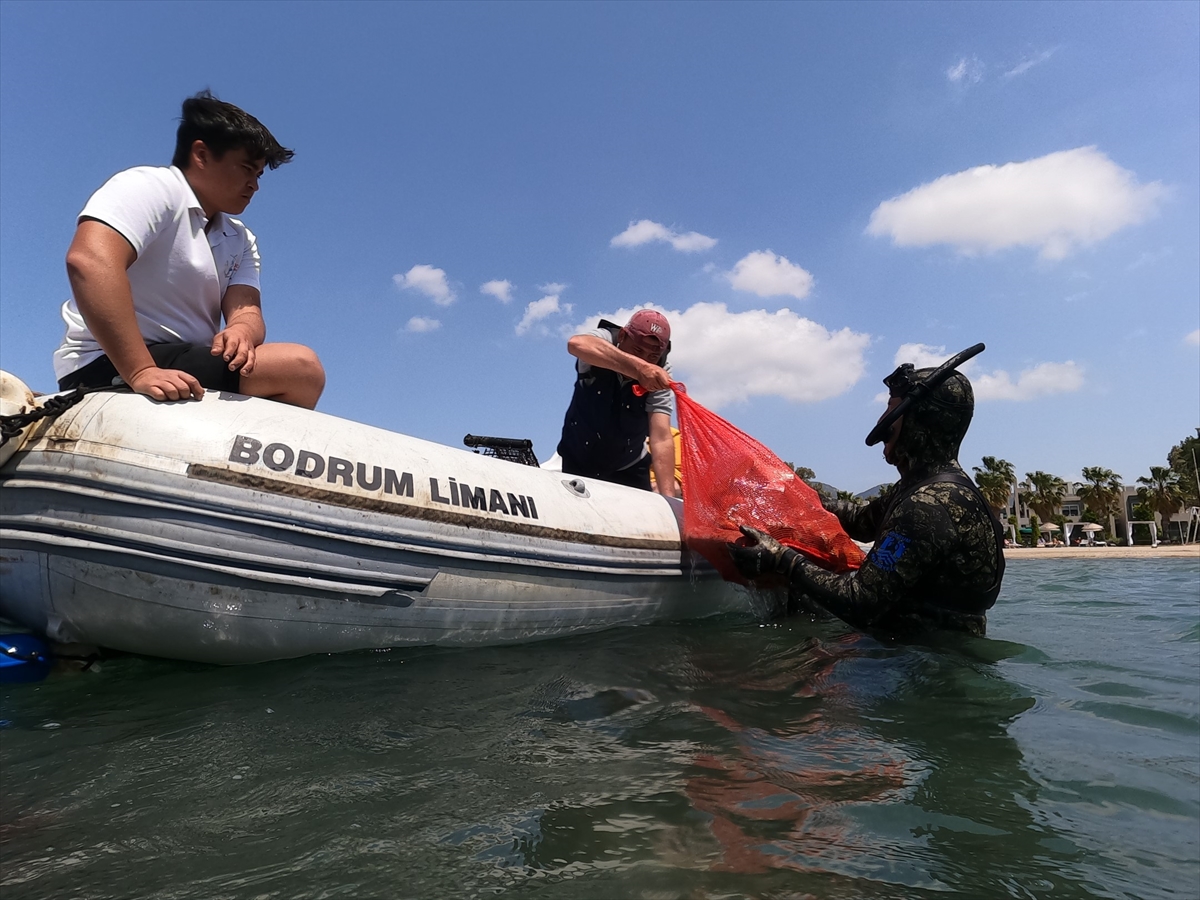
1001,481,1195,545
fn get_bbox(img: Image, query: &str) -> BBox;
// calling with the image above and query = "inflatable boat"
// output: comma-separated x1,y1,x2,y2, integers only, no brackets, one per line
0,373,753,665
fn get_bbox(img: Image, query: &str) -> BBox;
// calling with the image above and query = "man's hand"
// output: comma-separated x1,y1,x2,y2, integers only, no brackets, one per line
727,525,793,580
636,361,672,392
126,366,204,402
211,323,258,375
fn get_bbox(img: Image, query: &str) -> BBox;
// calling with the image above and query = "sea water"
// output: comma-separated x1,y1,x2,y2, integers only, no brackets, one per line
1,558,1197,899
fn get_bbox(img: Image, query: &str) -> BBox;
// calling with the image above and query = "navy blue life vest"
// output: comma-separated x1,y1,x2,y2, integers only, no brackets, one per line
556,321,669,477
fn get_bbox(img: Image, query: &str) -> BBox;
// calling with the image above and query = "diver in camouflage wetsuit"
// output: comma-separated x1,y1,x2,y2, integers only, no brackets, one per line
728,348,1005,636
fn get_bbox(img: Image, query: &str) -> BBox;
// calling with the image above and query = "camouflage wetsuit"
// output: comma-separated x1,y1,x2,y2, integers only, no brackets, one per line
794,461,1004,635
730,364,1005,637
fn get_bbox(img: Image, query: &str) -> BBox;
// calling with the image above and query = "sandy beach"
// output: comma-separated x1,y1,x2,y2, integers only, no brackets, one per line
1004,544,1200,560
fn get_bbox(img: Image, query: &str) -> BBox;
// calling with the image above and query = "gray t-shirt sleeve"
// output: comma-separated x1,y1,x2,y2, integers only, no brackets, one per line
644,367,674,418
573,326,674,418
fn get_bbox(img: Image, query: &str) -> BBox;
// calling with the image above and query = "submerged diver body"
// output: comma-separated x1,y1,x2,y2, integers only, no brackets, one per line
729,345,1005,636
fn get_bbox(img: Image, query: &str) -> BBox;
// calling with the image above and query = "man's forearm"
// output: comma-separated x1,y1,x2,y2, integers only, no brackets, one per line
788,561,891,630
221,285,266,344
568,335,644,381
67,262,155,382
66,221,159,383
223,307,266,345
824,491,890,543
649,437,678,497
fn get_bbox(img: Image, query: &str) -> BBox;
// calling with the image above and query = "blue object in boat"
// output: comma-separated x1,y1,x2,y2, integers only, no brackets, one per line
0,634,53,683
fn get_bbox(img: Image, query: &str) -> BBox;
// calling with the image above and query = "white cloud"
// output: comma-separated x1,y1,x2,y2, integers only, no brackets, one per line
1186,329,1200,347
888,343,1084,401
872,342,950,401
893,342,956,371
394,264,456,306
947,56,984,85
516,293,572,336
974,362,1085,400
724,250,814,300
405,316,441,333
539,282,568,295
866,147,1166,260
576,302,869,409
610,219,717,253
480,280,513,303
1003,48,1057,79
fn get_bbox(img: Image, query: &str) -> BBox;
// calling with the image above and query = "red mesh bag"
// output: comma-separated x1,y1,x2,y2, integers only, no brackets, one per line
667,384,865,582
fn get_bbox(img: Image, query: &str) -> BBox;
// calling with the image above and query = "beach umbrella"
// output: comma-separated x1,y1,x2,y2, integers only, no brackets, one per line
1039,523,1060,532
1081,523,1103,532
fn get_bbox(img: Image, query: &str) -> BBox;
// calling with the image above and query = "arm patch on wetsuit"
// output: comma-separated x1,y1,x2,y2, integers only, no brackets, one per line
870,532,911,572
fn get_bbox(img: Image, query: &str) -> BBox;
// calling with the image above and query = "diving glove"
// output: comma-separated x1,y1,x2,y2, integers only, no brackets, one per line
727,525,799,580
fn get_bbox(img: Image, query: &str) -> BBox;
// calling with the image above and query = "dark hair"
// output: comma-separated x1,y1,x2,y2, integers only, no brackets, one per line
172,90,294,170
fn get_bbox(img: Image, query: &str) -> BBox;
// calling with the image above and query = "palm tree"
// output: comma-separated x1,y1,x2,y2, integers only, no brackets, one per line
1079,466,1123,538
972,456,1016,517
1168,429,1200,508
1137,466,1184,541
1022,471,1067,524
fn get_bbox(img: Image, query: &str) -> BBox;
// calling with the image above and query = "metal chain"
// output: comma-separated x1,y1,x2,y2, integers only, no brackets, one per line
0,388,88,447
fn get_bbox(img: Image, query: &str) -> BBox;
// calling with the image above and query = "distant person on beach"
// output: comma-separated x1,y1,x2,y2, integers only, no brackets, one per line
53,91,325,407
556,310,678,496
728,351,1005,636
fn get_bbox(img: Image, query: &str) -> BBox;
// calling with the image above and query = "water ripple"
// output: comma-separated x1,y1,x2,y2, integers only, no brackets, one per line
1,559,1196,899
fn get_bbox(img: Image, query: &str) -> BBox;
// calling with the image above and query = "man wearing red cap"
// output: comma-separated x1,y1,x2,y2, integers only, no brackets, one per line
556,309,679,496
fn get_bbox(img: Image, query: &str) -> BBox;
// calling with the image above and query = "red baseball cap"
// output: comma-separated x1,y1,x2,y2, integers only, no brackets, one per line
624,309,670,347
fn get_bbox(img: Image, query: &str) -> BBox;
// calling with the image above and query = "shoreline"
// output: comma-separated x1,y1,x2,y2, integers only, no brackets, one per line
1003,544,1200,560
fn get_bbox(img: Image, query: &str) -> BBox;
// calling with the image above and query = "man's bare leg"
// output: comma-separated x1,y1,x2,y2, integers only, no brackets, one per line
238,343,325,409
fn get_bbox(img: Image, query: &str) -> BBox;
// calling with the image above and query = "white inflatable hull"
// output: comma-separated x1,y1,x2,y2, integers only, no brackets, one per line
0,387,754,664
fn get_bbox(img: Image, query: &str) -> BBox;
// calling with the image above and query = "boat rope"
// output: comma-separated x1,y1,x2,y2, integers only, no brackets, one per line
0,387,92,447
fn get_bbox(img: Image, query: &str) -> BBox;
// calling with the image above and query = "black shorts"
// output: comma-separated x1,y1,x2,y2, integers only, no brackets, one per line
57,343,242,393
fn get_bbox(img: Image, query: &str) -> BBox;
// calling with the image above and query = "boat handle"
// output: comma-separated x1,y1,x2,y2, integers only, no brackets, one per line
563,478,590,498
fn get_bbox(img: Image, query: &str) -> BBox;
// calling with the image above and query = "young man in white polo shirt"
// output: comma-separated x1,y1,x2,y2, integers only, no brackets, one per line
53,91,325,408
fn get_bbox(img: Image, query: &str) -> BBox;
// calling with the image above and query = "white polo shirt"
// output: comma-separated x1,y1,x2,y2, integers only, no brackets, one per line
53,165,262,380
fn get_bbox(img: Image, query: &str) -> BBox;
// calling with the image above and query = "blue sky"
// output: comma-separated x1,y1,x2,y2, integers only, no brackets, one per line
1,1,1196,493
